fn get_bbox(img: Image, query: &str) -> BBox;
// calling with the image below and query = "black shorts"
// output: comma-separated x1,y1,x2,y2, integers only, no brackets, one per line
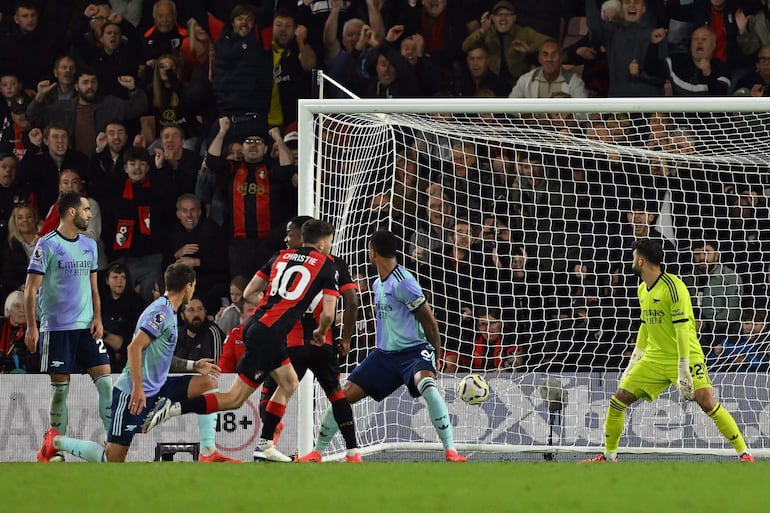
236,320,289,387
262,344,341,397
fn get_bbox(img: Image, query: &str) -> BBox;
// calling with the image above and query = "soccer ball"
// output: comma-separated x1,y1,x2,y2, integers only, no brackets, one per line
457,374,490,405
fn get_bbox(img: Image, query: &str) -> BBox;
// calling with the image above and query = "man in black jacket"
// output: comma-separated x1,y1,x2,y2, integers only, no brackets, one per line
164,193,228,314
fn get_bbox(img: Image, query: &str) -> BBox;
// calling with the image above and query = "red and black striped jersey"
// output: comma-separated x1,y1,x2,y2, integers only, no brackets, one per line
285,254,357,347
254,247,340,335
205,154,293,240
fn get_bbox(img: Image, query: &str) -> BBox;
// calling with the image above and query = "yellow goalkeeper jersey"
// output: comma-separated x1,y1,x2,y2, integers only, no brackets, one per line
637,273,705,363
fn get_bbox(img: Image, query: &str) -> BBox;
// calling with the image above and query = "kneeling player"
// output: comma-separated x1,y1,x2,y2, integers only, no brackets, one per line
37,264,238,463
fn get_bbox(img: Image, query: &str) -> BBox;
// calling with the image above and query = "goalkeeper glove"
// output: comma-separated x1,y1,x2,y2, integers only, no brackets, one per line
620,347,645,381
677,358,694,402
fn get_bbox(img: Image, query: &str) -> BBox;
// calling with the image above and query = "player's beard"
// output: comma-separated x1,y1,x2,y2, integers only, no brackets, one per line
631,262,642,278
73,215,89,231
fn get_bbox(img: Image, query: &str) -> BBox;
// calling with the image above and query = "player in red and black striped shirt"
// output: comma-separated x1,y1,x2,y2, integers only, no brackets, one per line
142,220,341,462
244,215,361,462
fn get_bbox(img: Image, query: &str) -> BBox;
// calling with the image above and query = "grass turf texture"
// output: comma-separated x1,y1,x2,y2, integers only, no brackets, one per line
1,461,766,513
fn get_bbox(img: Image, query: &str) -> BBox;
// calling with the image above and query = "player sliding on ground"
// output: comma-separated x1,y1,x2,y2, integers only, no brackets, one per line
143,220,342,462
584,238,755,463
298,229,466,462
38,264,238,463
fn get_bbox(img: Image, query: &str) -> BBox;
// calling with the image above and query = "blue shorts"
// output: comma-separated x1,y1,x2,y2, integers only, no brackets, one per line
347,344,437,401
40,329,110,374
108,375,193,446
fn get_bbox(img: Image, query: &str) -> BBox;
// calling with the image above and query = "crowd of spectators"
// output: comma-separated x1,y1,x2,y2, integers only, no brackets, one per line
2,0,770,375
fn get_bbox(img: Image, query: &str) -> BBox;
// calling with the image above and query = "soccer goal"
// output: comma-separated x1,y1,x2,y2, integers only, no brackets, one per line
296,94,770,460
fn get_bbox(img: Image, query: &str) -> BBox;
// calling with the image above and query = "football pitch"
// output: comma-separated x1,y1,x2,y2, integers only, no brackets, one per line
1,460,766,513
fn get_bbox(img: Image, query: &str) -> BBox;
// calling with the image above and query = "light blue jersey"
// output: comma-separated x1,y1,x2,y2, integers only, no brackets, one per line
114,297,177,396
374,265,427,351
27,231,98,332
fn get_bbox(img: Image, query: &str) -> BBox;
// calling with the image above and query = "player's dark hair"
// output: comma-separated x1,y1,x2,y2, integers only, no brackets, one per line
369,229,399,258
289,215,314,230
164,263,196,293
56,190,84,217
123,145,150,163
301,220,334,244
632,238,664,266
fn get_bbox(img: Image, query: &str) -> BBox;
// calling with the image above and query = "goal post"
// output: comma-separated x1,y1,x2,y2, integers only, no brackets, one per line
296,96,770,460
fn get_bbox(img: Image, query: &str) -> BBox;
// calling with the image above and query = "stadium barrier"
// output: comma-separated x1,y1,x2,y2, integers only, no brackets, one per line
3,372,770,462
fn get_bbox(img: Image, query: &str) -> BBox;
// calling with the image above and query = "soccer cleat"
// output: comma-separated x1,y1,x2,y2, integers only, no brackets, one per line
37,428,60,462
199,450,241,463
296,450,323,462
344,452,363,463
581,453,618,463
445,449,467,462
49,453,65,462
142,397,176,433
739,453,756,463
255,441,293,462
273,421,284,445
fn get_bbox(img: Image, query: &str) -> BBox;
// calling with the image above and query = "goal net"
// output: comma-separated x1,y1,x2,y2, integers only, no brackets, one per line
296,96,770,460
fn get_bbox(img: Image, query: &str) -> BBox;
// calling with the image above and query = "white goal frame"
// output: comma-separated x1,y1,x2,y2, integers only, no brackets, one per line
295,96,770,460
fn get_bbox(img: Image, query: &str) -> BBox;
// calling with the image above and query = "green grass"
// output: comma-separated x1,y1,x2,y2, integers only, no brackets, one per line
1,461,767,513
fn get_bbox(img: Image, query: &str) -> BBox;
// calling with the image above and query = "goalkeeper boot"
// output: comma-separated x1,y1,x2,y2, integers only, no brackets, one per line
445,449,467,462
581,453,618,463
297,450,323,462
37,428,60,462
739,453,756,463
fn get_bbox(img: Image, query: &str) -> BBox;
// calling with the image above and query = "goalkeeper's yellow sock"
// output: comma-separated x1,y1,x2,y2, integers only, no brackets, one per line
604,395,628,460
706,402,748,454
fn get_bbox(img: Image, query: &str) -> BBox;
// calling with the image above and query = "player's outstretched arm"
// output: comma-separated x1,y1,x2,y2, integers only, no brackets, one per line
339,288,359,355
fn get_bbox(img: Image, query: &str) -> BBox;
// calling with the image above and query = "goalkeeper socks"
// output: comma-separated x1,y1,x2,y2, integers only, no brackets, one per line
261,400,286,441
707,402,748,454
197,388,218,454
418,377,455,450
604,395,629,459
54,435,106,462
330,390,357,450
315,407,339,452
50,382,69,434
94,374,113,434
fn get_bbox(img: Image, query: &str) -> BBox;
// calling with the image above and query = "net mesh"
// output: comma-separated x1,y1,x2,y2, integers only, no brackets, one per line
307,106,770,458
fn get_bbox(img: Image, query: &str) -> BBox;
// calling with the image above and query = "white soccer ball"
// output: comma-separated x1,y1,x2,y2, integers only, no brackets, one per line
458,374,490,405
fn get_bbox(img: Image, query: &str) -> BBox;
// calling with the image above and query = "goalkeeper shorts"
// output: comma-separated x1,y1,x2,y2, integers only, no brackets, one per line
619,357,712,402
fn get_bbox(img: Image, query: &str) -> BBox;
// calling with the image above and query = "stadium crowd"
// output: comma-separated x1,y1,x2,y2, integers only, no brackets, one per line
2,0,770,376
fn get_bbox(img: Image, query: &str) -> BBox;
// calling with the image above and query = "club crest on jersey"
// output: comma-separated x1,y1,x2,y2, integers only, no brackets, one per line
259,169,265,179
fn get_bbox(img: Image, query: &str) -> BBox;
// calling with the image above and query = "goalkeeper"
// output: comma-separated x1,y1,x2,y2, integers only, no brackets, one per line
585,238,754,463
